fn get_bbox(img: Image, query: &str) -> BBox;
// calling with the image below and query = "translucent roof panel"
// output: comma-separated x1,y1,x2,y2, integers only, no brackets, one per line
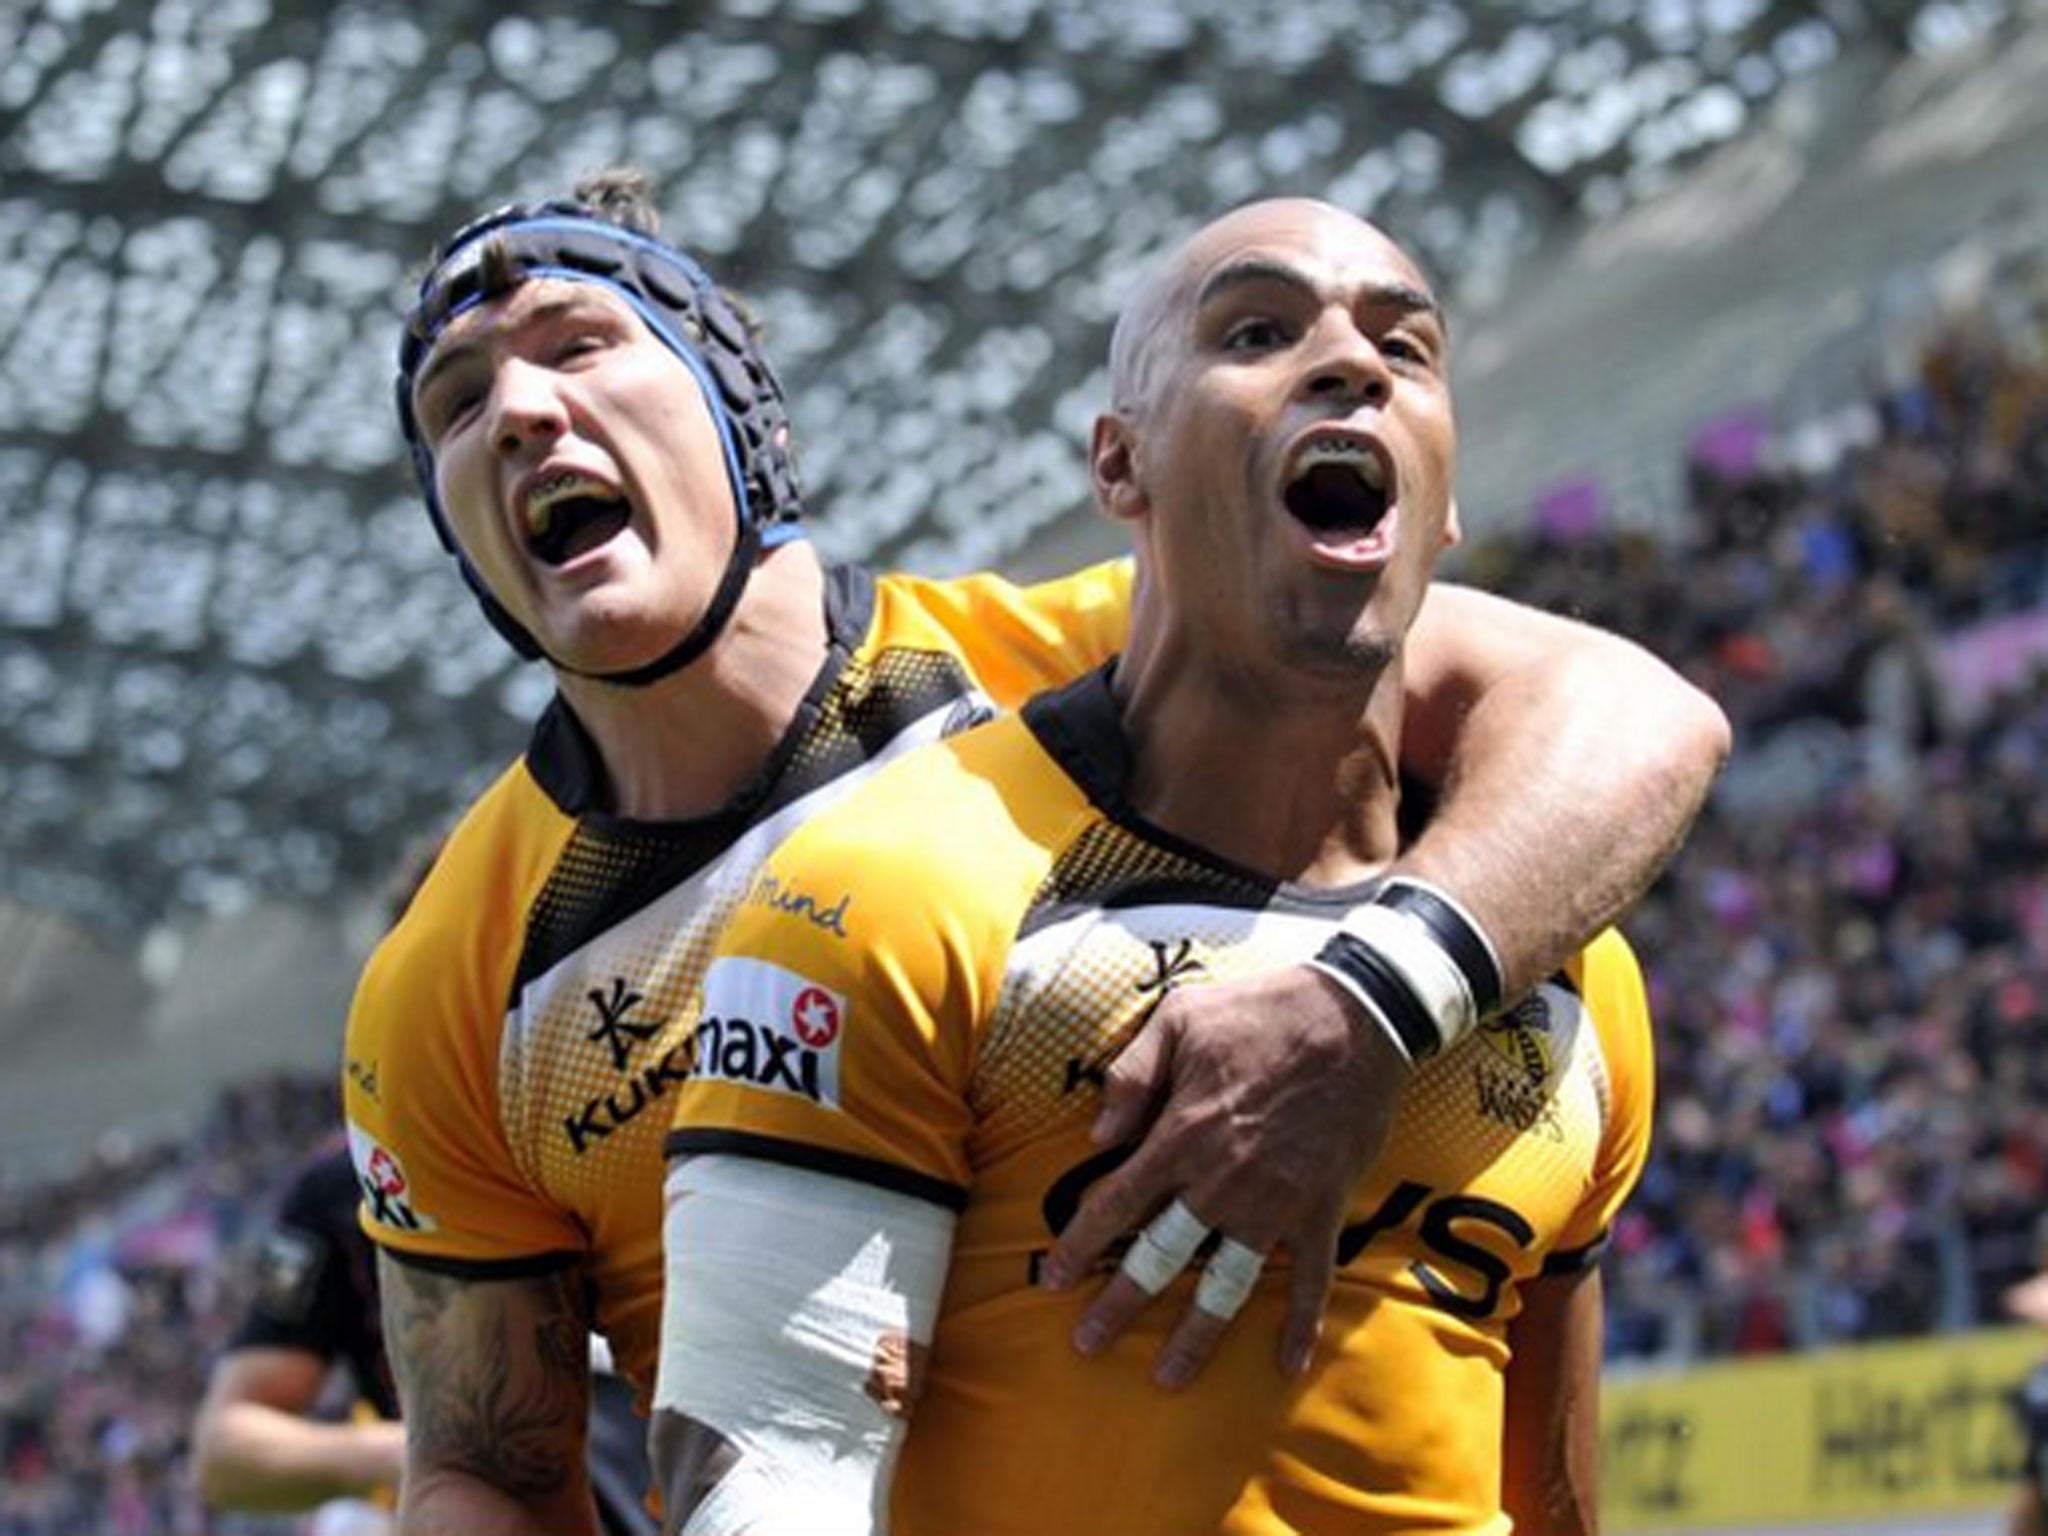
0,0,2015,928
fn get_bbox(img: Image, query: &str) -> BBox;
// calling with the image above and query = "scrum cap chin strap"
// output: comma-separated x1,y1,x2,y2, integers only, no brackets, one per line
395,206,804,685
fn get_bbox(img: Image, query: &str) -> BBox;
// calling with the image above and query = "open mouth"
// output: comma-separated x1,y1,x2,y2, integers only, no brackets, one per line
1283,441,1391,538
525,473,631,567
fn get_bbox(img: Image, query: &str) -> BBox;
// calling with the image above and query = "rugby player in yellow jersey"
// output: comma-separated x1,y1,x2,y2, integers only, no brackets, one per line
347,171,1720,1534
656,198,1659,1535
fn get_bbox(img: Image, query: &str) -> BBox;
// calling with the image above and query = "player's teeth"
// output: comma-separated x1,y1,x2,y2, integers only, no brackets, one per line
1298,443,1385,488
525,474,603,536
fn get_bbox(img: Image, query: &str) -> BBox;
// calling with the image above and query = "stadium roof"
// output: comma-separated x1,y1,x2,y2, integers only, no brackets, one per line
0,0,2024,930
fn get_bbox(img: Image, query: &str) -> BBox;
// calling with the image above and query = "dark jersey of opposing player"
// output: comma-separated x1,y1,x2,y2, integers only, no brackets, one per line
231,1142,397,1420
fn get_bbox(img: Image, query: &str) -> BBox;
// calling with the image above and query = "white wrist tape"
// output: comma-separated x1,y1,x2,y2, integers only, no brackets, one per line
1342,903,1478,1045
656,1155,955,1536
1316,877,1506,1061
1381,877,1505,1014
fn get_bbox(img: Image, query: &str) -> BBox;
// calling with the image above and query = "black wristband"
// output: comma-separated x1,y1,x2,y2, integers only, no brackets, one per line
1311,930,1443,1062
1377,880,1505,1021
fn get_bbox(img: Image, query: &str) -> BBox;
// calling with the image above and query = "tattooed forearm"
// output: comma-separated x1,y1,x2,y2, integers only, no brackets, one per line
379,1255,593,1501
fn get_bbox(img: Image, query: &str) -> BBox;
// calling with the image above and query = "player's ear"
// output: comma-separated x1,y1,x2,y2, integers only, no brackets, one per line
1443,494,1463,549
1091,414,1146,523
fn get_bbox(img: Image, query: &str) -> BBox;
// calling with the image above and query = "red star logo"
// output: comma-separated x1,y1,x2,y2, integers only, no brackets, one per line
791,987,841,1048
368,1148,406,1196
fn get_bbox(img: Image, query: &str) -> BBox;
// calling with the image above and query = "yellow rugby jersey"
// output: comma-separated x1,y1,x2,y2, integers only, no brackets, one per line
671,665,1655,1536
340,560,1129,1407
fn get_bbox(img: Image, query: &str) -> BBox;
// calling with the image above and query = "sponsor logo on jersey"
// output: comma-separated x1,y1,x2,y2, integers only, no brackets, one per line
557,974,693,1156
1138,937,1208,998
345,1056,380,1102
563,1036,691,1155
1473,987,1567,1140
346,1124,437,1233
686,957,846,1108
585,975,661,1070
1480,991,1558,1083
744,870,852,938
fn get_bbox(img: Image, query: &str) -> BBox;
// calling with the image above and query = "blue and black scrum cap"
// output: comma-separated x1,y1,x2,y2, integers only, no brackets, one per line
393,201,804,678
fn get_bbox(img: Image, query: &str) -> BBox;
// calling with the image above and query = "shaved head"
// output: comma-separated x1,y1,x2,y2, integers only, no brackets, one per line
1109,198,1436,414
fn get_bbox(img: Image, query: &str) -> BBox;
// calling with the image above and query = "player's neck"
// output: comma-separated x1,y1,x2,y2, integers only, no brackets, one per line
1114,652,1406,886
558,544,830,821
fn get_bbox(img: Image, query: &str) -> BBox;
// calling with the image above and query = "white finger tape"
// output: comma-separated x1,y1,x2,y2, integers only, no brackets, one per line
1193,1238,1267,1320
1119,1198,1212,1296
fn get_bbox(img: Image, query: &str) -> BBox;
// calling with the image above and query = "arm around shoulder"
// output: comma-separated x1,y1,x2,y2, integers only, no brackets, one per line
1398,582,1730,999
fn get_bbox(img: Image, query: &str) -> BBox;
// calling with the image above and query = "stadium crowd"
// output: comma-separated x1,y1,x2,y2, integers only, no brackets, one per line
0,1076,342,1535
1477,291,2048,1360
3,280,2045,1528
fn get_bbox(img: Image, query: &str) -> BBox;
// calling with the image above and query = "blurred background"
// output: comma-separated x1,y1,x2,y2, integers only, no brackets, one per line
3,0,2047,1530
